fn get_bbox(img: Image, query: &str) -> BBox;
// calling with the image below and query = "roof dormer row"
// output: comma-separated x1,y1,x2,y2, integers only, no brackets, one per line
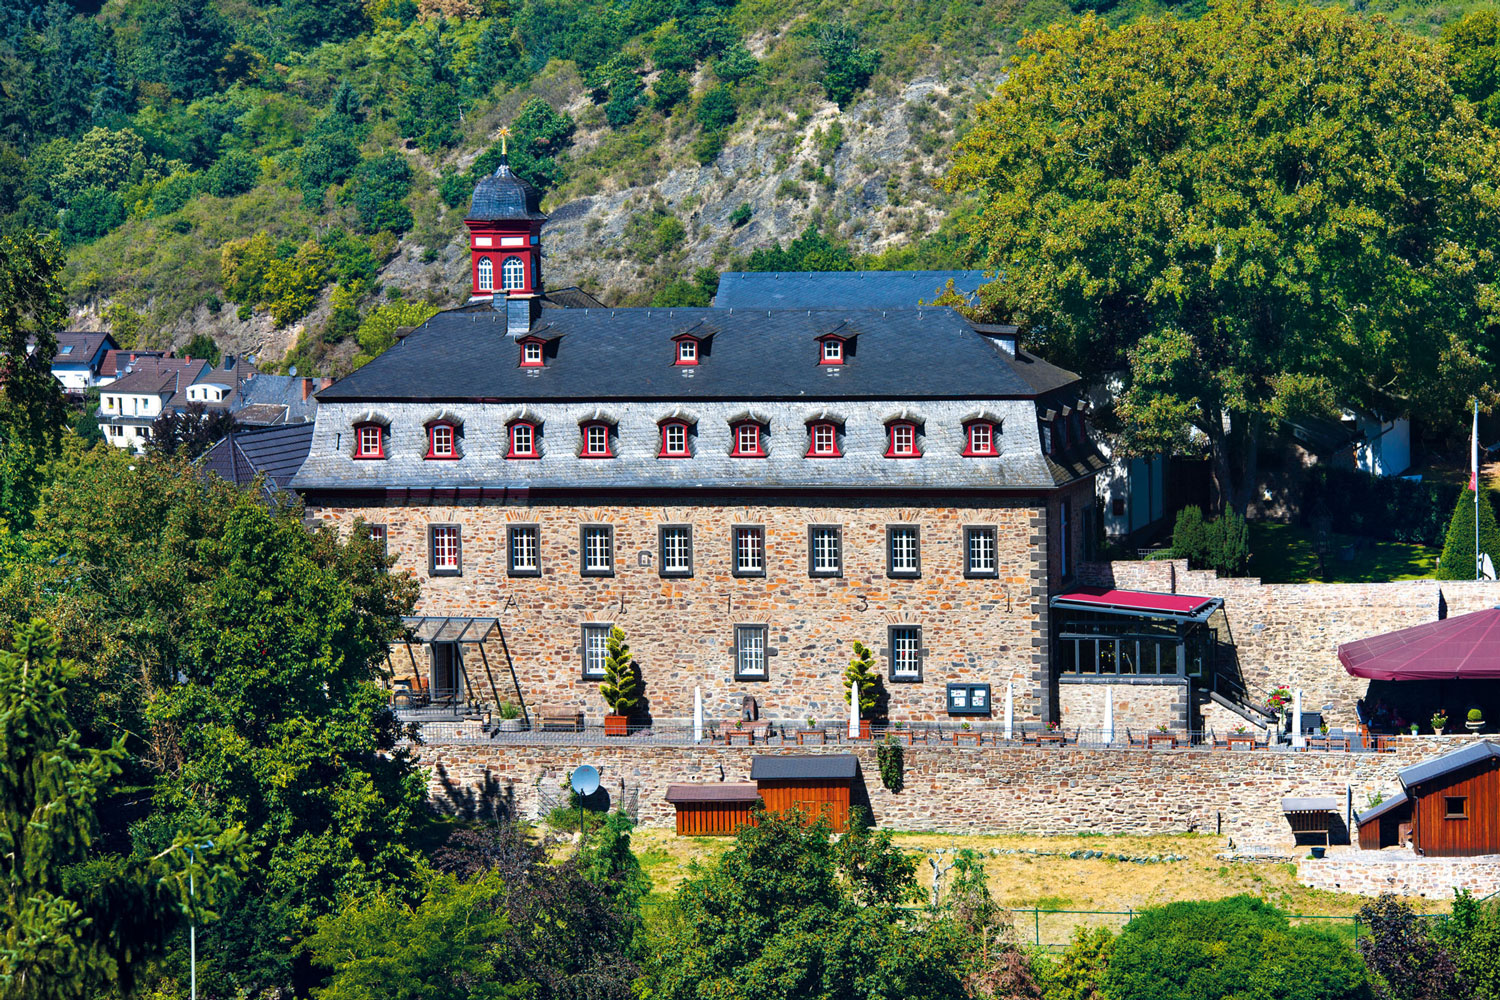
515,324,858,371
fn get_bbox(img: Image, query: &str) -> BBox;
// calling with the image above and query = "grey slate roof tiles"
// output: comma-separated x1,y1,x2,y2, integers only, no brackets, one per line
713,271,990,310
749,754,859,781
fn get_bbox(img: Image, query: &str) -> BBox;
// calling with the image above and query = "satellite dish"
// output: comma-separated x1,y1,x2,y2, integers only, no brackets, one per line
570,765,600,797
289,365,298,377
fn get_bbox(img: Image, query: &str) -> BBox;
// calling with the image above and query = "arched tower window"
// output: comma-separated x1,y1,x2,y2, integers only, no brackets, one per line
502,256,526,291
476,256,494,292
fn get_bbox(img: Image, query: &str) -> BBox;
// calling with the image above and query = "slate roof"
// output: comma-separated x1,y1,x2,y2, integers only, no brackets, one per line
713,271,990,309
200,423,315,505
1356,790,1409,826
665,783,762,803
467,161,545,221
49,331,117,366
749,754,858,781
1280,797,1340,813
1397,740,1500,789
236,375,321,424
318,307,1039,403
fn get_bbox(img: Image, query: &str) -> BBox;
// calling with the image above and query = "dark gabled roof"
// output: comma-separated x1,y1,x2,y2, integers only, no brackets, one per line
1009,349,1082,396
713,271,990,309
200,423,314,503
99,349,165,377
106,358,210,396
541,285,605,309
318,307,1039,403
1356,790,1409,826
467,161,545,221
665,783,762,803
1398,740,1500,789
750,754,858,781
49,331,117,366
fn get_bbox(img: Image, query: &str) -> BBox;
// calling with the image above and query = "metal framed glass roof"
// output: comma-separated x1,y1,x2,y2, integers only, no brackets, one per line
400,616,499,643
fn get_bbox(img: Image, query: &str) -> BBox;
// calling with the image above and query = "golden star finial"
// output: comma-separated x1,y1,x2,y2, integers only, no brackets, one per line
495,126,512,156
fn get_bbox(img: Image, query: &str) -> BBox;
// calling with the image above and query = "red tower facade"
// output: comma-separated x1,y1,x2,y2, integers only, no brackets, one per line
462,159,547,301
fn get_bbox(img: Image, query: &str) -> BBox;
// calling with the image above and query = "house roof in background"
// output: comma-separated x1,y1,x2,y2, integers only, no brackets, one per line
99,349,165,378
200,423,315,503
713,270,990,309
106,357,211,396
237,375,321,424
48,331,117,366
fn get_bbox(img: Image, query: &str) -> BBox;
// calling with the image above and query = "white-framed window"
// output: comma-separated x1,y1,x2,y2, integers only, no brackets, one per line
367,523,388,557
508,524,539,576
732,422,765,457
355,424,384,459
521,340,543,366
582,623,611,679
502,256,526,290
888,525,920,577
808,422,839,457
966,421,996,456
887,422,919,457
660,421,689,457
509,422,537,458
581,525,613,576
677,339,698,364
809,525,841,577
821,338,843,364
732,526,764,577
582,423,611,457
890,626,922,681
477,256,494,291
965,526,997,577
735,624,767,680
429,524,461,575
660,525,692,577
428,423,456,458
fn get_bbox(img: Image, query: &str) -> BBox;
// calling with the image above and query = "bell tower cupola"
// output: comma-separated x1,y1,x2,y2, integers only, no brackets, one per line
463,129,547,302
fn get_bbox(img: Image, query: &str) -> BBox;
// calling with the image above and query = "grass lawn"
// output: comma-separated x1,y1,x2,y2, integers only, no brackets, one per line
628,828,1423,946
1248,521,1437,584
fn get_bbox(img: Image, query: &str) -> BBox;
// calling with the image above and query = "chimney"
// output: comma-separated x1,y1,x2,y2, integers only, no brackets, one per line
319,377,334,390
302,378,313,401
505,296,536,338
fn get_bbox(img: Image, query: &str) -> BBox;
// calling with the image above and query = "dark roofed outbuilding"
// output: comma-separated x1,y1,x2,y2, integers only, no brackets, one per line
1356,740,1500,856
750,754,858,832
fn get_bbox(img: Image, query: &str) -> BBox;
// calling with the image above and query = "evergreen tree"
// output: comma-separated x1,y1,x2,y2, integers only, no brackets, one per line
598,626,640,716
0,230,68,531
1437,488,1500,580
843,641,882,718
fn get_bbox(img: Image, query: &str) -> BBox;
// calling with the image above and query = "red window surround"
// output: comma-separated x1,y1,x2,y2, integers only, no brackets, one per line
508,421,539,459
354,423,385,460
581,422,613,458
519,338,545,368
674,337,700,366
806,422,841,457
659,421,691,458
818,336,845,365
885,422,920,458
963,421,998,457
426,422,459,459
730,421,767,458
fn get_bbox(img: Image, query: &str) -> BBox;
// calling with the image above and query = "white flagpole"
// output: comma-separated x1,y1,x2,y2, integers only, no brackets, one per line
1475,399,1481,582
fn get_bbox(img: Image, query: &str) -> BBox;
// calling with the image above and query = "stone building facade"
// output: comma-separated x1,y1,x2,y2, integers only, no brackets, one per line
294,159,1103,727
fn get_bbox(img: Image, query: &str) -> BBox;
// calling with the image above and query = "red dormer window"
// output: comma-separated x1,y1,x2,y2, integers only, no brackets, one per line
659,421,691,458
675,337,700,365
819,336,845,365
519,338,545,368
885,422,920,458
427,422,458,459
581,422,613,458
509,421,539,459
731,421,767,458
806,422,841,457
355,423,385,460
963,421,999,457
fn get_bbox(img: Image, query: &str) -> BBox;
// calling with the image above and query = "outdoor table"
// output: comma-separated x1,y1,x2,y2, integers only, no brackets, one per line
1146,733,1179,750
1033,733,1066,746
952,730,983,746
1226,735,1257,750
796,729,828,745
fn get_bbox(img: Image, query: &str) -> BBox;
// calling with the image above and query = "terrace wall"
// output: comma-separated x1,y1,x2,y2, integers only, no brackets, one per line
417,735,1487,846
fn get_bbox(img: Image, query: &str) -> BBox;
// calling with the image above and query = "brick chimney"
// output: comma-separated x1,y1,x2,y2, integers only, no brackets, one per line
302,378,313,401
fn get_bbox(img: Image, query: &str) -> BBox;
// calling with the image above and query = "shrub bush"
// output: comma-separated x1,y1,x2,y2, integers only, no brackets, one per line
1437,487,1500,580
1170,505,1250,576
1301,467,1494,547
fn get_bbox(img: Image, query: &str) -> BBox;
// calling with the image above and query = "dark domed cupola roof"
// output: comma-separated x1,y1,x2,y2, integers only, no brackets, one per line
467,158,546,221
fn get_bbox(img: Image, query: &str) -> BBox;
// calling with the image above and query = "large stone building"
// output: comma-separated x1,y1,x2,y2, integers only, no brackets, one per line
293,159,1105,727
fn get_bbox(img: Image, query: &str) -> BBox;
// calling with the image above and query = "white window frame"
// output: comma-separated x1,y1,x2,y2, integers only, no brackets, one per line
732,526,765,577
356,424,383,458
888,422,917,457
822,338,843,363
581,525,613,576
888,525,920,577
429,423,455,458
965,526,997,578
890,626,922,681
734,624,768,680
430,524,461,575
477,255,494,291
583,423,610,457
508,524,539,576
522,340,543,366
677,339,697,364
809,525,841,577
582,623,611,679
661,422,688,457
502,256,526,291
810,422,838,456
660,525,692,577
509,422,537,458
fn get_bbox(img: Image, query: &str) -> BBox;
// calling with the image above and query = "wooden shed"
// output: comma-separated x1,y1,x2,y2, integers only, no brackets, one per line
665,784,762,836
1357,741,1500,857
750,754,857,832
1281,797,1342,846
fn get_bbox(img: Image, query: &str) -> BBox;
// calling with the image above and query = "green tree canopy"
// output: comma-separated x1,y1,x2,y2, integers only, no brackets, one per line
948,0,1500,511
0,231,68,531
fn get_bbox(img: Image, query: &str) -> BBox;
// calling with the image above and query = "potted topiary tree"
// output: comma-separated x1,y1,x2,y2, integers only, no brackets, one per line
1467,708,1485,733
598,626,639,737
844,641,883,739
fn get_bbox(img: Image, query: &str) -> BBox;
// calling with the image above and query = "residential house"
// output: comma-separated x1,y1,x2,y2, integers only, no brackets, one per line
232,375,327,427
200,422,316,506
96,357,211,452
38,332,119,394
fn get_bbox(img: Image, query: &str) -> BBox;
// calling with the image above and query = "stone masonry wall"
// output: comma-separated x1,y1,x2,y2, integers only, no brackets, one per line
1081,559,1500,729
418,736,1482,845
313,495,1084,725
1298,850,1500,899
1056,679,1185,733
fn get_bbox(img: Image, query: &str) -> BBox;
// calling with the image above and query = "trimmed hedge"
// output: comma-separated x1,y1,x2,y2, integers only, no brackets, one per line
1301,468,1500,547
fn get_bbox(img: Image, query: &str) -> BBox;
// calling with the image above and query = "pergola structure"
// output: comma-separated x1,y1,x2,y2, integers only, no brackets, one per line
395,616,512,716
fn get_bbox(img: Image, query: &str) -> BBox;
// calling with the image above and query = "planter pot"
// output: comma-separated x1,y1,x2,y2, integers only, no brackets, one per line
1433,728,1445,737
1468,720,1485,732
1310,846,1326,860
497,718,526,732
604,714,630,737
858,720,872,740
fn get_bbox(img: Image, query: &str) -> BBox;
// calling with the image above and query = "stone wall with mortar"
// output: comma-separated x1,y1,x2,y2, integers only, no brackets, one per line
1079,559,1500,729
1056,679,1186,733
417,735,1488,845
313,494,1091,725
1298,849,1500,899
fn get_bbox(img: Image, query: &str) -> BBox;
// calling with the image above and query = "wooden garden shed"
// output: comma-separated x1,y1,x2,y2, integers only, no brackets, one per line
750,754,857,832
1357,741,1500,857
664,784,762,836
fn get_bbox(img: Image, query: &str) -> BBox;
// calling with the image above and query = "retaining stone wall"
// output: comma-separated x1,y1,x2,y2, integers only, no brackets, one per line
418,736,1487,845
1298,849,1500,899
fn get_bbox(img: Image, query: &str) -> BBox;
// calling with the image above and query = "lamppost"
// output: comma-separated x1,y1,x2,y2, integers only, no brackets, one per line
186,841,214,1000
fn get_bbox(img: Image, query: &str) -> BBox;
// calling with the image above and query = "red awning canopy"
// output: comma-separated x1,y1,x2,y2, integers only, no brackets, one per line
1338,608,1500,681
1051,586,1220,620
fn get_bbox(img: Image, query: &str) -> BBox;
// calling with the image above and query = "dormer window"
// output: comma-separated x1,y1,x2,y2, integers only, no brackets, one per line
885,421,920,458
581,422,613,458
427,422,458,459
659,420,691,458
963,421,999,457
819,337,845,365
676,338,699,365
477,256,494,292
519,338,545,368
806,421,841,458
730,421,767,458
354,423,385,460
509,421,539,459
